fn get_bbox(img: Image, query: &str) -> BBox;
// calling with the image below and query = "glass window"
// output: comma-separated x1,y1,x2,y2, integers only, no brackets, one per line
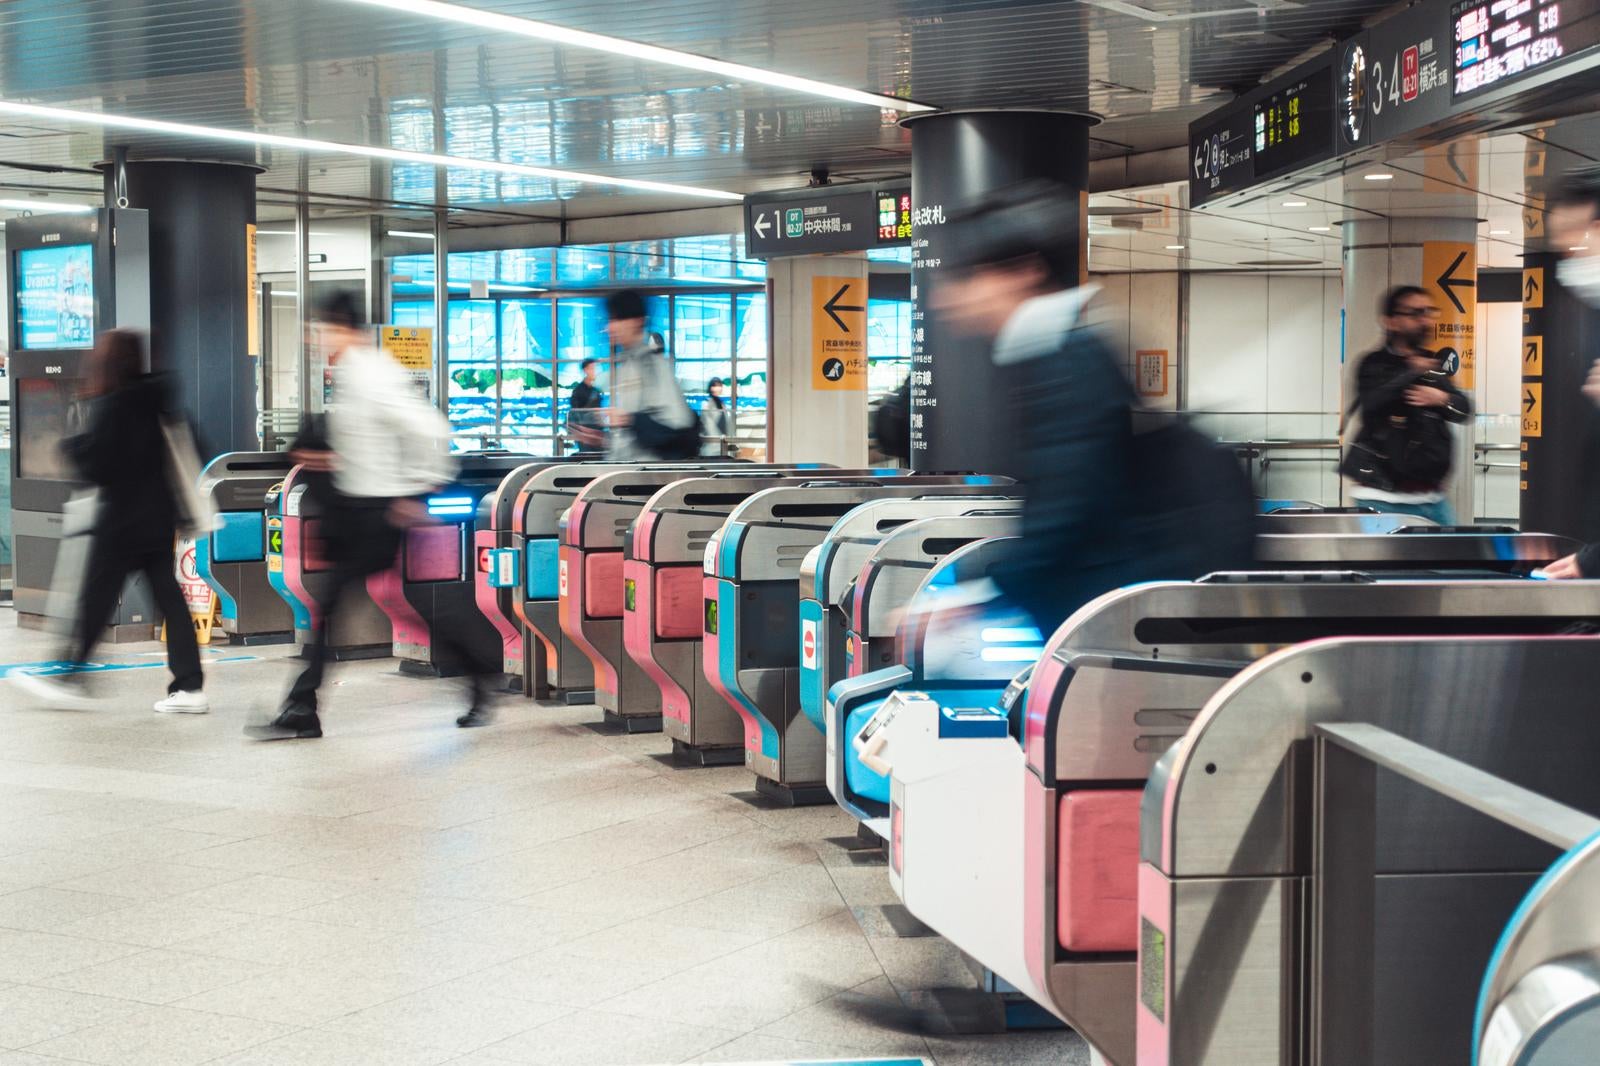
391,300,434,329
556,245,611,287
733,292,768,440
614,240,671,282
499,300,554,448
557,298,610,363
867,298,912,399
446,300,498,440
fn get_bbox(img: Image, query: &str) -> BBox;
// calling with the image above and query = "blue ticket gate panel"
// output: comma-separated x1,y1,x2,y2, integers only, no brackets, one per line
195,451,296,643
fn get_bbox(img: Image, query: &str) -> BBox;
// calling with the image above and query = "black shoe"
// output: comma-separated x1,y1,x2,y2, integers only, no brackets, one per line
456,704,496,728
244,703,323,740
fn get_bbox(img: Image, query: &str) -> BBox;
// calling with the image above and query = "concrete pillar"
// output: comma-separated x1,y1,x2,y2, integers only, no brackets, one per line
766,254,870,466
1342,215,1479,521
904,110,1093,477
109,161,260,459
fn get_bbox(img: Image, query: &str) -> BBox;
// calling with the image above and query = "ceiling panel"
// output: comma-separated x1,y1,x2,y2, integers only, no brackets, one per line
0,0,1395,218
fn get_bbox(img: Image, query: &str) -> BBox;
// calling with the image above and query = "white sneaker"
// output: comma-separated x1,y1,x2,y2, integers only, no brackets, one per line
153,690,210,715
13,669,98,710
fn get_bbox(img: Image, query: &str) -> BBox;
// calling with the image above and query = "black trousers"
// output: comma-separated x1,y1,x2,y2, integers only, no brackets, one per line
284,501,496,712
286,502,401,712
71,534,203,694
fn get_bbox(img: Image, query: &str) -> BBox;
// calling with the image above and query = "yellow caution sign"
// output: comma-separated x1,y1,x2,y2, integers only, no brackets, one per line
1522,383,1543,438
1524,335,1543,377
1523,268,1544,308
1423,241,1476,389
811,276,866,390
380,326,435,400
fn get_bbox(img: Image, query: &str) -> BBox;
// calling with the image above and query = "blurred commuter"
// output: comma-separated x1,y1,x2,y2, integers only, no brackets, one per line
1527,166,1600,579
872,378,912,463
567,358,607,452
248,293,492,739
931,182,1255,636
700,377,733,455
1341,285,1472,524
15,330,207,713
603,290,699,460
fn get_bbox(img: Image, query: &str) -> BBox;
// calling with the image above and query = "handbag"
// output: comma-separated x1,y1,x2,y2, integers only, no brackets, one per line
630,354,701,460
161,415,219,539
43,490,101,636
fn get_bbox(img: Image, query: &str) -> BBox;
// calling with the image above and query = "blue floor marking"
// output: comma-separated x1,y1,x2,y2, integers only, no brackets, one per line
1,654,261,679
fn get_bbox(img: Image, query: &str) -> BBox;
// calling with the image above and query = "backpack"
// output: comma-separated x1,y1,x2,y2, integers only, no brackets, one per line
630,353,701,460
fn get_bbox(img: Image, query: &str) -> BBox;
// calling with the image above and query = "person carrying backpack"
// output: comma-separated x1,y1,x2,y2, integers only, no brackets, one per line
929,181,1256,637
603,290,700,460
1341,285,1472,525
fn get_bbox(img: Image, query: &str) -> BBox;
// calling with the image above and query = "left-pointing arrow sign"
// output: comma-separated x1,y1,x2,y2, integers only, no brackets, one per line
753,212,771,239
1435,249,1474,314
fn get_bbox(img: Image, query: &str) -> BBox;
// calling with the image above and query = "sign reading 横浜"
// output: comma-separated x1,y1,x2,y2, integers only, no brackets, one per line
1422,240,1477,390
812,277,867,391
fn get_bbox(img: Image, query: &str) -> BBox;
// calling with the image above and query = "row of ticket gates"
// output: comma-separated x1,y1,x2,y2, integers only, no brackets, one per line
194,452,1600,1066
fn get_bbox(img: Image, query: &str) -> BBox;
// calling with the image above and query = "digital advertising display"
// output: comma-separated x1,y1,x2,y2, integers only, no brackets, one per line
15,243,94,350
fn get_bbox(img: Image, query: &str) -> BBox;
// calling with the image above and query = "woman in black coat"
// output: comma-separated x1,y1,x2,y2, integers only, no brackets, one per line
15,330,207,712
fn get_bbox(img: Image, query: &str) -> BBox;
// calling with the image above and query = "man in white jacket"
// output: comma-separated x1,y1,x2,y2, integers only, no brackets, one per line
248,292,461,740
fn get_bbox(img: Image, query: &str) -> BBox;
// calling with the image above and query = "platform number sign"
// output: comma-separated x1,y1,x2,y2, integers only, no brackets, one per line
1523,383,1543,438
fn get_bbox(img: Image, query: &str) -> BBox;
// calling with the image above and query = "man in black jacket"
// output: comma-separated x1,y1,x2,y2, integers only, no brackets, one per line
1344,285,1473,524
930,182,1255,637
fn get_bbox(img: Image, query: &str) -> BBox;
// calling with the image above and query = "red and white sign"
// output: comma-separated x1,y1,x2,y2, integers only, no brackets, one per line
1402,45,1420,101
801,619,818,669
175,539,215,616
558,558,570,597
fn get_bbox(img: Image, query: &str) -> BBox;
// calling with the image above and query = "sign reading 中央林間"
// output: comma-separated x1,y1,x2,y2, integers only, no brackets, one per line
745,181,914,258
812,277,866,391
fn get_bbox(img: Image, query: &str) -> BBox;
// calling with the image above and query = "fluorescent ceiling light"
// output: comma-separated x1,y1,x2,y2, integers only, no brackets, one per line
1364,172,1395,181
1571,246,1591,252
387,230,436,240
1489,229,1512,235
0,99,742,202
1165,244,1185,250
337,0,930,114
1281,200,1308,207
1309,225,1331,232
0,198,94,213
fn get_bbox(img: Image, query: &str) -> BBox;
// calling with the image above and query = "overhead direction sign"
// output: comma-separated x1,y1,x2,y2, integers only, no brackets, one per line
745,182,912,258
1424,240,1476,388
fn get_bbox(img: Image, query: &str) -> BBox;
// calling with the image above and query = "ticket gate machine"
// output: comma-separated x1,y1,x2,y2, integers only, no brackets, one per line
1476,823,1600,1066
367,453,526,677
858,548,1583,1066
844,511,1022,681
1254,511,1433,534
194,452,296,644
560,466,836,731
271,466,393,657
1139,632,1600,1066
474,462,547,680
796,496,1022,742
512,462,789,702
622,475,932,760
703,475,1013,804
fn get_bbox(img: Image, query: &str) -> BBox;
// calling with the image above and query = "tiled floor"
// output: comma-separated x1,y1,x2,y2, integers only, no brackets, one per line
0,611,1089,1066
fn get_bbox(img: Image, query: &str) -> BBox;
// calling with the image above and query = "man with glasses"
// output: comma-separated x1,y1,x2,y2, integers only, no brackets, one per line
1342,285,1472,524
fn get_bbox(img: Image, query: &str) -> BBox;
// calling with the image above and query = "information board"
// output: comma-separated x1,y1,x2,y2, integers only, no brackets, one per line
1339,4,1456,151
745,182,913,258
1453,0,1600,97
16,243,94,350
1253,71,1335,175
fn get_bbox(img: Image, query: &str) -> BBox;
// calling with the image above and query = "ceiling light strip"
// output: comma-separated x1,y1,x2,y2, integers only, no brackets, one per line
335,0,932,113
0,99,743,202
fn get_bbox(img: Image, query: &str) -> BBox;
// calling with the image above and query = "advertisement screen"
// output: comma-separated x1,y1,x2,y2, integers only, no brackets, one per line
16,377,75,480
16,243,94,350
